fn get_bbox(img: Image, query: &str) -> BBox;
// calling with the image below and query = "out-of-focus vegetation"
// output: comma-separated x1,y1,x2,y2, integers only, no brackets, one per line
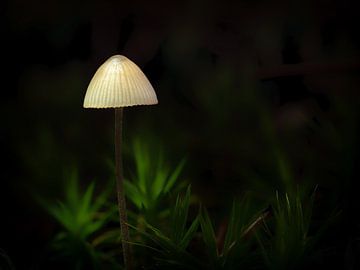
131,186,201,269
39,170,120,269
124,139,186,224
34,141,339,269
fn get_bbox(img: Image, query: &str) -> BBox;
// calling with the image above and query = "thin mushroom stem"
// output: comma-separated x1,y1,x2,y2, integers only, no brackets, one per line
114,108,133,270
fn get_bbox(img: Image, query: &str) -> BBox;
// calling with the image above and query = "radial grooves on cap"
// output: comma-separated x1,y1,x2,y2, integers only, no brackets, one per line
83,55,158,108
113,64,119,106
99,67,107,106
126,61,138,101
129,62,154,104
115,64,120,106
127,61,143,103
124,60,131,105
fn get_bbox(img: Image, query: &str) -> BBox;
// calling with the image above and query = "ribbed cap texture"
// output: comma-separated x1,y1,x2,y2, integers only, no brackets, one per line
83,55,158,108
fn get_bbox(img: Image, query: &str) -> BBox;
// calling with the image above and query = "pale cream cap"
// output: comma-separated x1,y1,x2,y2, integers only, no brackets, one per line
83,55,158,108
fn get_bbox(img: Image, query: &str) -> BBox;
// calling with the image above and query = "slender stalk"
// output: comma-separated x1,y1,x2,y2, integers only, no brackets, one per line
114,108,133,270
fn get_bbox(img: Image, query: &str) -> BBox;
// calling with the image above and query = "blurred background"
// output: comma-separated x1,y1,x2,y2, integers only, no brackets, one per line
1,0,360,268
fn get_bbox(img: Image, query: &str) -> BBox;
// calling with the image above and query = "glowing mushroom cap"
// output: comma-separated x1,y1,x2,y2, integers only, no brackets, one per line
83,55,158,108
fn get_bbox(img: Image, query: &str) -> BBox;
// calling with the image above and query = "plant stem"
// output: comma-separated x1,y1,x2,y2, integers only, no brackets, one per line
115,108,133,270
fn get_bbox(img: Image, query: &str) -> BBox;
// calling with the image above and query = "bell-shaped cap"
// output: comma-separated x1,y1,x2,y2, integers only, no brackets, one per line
83,55,158,108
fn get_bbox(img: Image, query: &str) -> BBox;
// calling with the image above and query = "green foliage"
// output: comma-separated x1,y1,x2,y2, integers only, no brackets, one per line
36,137,339,270
257,188,322,270
39,170,120,269
170,186,199,250
131,186,201,269
198,208,218,264
199,194,266,269
124,139,186,219
39,166,339,270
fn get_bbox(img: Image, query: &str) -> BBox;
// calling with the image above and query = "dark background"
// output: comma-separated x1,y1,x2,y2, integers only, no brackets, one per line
1,0,360,269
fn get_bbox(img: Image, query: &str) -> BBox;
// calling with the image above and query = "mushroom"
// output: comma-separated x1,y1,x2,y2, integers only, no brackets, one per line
83,55,158,269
